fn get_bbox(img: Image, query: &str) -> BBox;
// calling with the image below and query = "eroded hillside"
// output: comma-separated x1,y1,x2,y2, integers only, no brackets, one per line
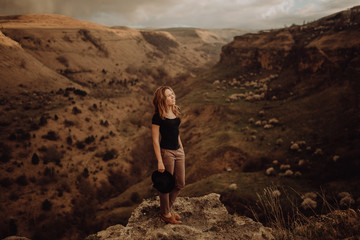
0,14,248,240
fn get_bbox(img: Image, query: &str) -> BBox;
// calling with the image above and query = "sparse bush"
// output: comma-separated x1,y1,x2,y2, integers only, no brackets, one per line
31,153,40,165
100,120,109,127
0,143,12,163
64,119,75,127
57,188,63,197
42,199,52,211
39,116,48,126
85,136,95,144
0,177,13,188
82,168,89,178
73,89,87,96
15,174,28,186
72,106,82,115
42,131,59,141
103,149,117,161
76,141,85,149
66,136,73,145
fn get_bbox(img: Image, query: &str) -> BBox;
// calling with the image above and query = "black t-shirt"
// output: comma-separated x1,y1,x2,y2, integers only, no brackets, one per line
152,113,181,150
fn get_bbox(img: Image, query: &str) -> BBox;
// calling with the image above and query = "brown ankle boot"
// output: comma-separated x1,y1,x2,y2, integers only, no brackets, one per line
172,211,181,220
160,213,181,224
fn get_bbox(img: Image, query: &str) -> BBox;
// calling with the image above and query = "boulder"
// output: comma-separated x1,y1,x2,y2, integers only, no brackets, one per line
88,193,274,240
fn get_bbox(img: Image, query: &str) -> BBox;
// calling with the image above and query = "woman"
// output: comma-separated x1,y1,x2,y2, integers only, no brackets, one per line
152,86,185,224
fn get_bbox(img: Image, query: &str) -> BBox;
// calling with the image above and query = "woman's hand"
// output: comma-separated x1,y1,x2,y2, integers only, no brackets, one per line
158,161,165,173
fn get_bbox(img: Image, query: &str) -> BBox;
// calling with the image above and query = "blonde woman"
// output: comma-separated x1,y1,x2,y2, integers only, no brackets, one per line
152,86,185,224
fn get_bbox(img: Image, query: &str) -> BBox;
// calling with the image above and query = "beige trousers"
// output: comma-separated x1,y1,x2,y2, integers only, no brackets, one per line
160,147,185,215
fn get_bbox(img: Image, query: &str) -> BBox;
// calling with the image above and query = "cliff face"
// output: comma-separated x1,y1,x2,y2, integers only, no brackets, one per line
220,30,294,71
219,6,360,87
87,193,273,240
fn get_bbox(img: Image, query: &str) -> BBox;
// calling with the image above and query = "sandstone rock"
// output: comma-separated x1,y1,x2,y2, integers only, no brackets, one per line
265,167,275,176
275,138,283,145
228,183,238,191
88,193,274,240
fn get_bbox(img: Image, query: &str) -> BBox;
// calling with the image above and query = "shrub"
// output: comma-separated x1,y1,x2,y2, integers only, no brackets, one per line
66,136,73,145
42,199,52,211
42,131,59,141
15,174,28,186
82,168,89,178
73,89,87,96
31,153,40,165
0,143,12,163
76,141,85,149
103,149,117,161
64,120,75,127
0,177,13,188
100,120,109,127
85,136,95,144
39,116,47,126
72,107,82,115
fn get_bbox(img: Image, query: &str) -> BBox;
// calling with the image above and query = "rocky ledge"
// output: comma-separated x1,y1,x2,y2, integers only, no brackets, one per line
87,193,273,240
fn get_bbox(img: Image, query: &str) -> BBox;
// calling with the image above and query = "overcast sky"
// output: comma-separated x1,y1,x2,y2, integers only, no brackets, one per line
0,0,358,29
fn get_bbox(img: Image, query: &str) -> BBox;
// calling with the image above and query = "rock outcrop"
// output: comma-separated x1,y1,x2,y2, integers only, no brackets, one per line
220,6,360,73
88,193,273,240
219,5,360,100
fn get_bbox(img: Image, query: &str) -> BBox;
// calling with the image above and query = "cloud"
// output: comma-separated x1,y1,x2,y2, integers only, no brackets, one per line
0,0,358,29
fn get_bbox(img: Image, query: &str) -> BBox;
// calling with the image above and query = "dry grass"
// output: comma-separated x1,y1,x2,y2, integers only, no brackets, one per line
251,186,360,240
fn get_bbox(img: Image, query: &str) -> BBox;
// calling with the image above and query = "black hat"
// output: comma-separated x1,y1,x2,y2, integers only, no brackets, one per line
151,170,175,193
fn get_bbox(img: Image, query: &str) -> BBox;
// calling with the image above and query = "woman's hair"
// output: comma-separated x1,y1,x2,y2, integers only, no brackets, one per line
153,86,180,119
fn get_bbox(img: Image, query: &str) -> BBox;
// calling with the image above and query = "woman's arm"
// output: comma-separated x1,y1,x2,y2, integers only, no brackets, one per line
152,124,165,172
178,135,184,150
